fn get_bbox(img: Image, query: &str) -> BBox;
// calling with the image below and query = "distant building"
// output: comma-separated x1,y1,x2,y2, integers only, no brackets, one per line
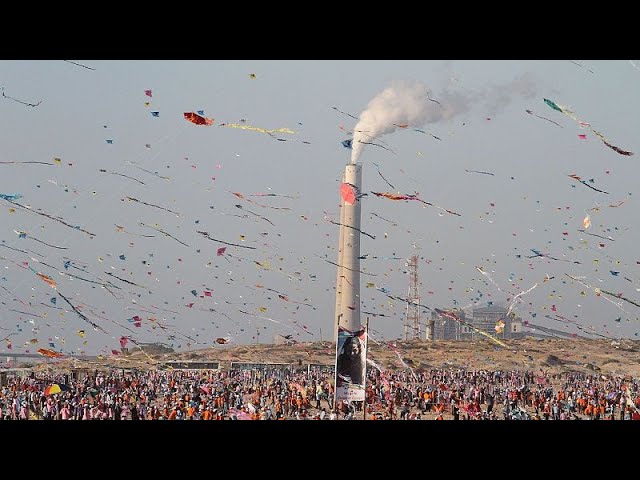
431,304,524,340
134,343,174,355
274,334,295,346
431,308,469,340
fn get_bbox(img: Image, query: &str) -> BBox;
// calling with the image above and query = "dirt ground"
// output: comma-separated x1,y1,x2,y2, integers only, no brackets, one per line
42,337,640,379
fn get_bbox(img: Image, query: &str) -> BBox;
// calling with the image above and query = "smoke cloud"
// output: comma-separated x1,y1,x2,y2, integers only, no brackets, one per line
350,74,537,163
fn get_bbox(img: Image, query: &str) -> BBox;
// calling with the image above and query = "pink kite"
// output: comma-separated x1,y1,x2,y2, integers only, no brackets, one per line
217,247,227,256
340,183,356,205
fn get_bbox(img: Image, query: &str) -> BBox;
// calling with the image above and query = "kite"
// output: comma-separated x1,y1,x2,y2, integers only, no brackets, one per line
494,320,505,334
577,229,614,241
372,163,395,189
370,212,397,225
0,161,55,166
583,215,591,229
525,109,563,128
332,106,359,120
231,191,291,210
563,274,629,313
197,231,256,250
217,247,227,256
15,231,69,250
219,123,295,136
249,73,256,79
215,337,229,344
36,273,57,289
114,224,155,238
568,60,594,74
140,222,189,247
144,89,152,97
544,98,633,156
371,191,461,216
600,138,634,156
0,197,95,237
125,196,181,216
357,140,396,154
329,220,376,240
341,139,353,149
413,128,441,140
151,111,160,117
526,248,581,264
126,161,171,180
250,192,298,199
99,169,145,185
319,256,378,276
64,60,95,70
568,174,609,194
0,193,23,201
1,87,41,107
426,91,442,105
104,272,145,288
184,112,214,126
37,348,64,358
234,204,275,226
464,169,495,176
340,183,356,204
600,289,640,309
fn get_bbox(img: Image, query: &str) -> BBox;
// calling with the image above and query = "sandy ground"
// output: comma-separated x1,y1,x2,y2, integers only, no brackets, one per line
39,337,640,379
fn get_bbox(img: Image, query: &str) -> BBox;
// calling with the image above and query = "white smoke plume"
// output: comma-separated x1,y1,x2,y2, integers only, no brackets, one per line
350,74,537,164
351,80,430,164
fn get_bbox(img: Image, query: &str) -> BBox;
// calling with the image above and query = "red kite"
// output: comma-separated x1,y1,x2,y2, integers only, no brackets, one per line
184,112,214,126
340,183,356,204
37,348,64,358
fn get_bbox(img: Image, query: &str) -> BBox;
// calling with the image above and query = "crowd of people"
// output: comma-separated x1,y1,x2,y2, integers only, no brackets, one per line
1,365,639,420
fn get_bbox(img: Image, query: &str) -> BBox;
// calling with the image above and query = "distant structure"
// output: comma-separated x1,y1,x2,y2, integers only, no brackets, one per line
404,255,423,340
126,342,174,355
430,304,524,340
273,334,295,346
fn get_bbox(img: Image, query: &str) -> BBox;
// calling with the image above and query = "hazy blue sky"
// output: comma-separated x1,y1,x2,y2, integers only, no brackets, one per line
1,60,639,356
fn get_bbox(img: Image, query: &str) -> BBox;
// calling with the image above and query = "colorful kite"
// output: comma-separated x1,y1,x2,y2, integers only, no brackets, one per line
184,112,214,126
219,123,295,136
0,193,23,201
544,98,633,156
371,191,461,216
37,348,64,358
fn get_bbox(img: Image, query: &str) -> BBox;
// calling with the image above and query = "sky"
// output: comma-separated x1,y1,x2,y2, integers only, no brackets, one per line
1,59,639,357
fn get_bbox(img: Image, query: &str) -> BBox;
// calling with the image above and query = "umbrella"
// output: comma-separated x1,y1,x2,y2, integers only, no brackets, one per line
44,383,70,395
